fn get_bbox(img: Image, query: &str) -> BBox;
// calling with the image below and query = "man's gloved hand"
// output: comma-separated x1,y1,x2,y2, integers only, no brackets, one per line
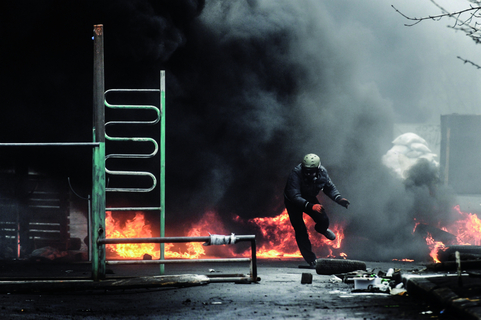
312,204,323,213
337,198,350,209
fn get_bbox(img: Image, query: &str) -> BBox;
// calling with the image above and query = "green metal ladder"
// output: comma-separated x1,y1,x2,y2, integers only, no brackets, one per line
91,81,166,280
102,85,166,264
91,25,257,283
91,25,165,280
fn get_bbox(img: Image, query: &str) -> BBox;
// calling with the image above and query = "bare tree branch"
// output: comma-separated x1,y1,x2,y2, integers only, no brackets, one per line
391,4,481,27
457,56,481,69
393,1,481,68
391,5,444,27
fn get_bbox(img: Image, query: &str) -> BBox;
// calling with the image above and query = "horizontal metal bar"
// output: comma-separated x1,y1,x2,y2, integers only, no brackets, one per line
106,207,161,211
0,142,100,147
105,168,157,193
106,258,251,265
0,280,94,284
207,277,254,283
99,235,256,245
105,89,160,93
28,205,60,209
206,273,247,278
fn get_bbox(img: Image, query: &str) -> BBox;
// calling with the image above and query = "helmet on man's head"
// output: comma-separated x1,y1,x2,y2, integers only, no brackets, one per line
302,153,321,169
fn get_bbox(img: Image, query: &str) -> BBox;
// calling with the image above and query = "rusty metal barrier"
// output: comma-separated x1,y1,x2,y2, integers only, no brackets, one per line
98,234,259,283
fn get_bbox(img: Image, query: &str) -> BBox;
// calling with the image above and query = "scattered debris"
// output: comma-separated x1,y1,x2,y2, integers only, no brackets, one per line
390,283,407,296
329,275,343,283
327,266,408,295
301,273,313,284
143,254,153,260
353,276,390,292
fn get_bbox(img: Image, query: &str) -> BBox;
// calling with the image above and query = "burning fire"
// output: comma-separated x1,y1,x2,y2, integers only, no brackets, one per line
105,209,347,260
105,211,160,259
450,205,481,246
165,211,228,259
246,210,346,259
243,212,302,258
420,205,481,263
424,233,446,263
105,203,481,263
392,259,415,262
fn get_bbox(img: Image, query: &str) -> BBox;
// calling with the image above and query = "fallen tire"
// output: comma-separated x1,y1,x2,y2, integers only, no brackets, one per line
438,245,481,262
316,258,366,275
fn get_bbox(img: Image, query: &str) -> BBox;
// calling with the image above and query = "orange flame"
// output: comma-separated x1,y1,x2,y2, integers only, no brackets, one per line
105,209,347,260
164,211,230,259
246,210,301,258
392,258,414,262
244,210,346,258
105,211,159,259
425,233,446,263
451,205,481,246
422,205,481,263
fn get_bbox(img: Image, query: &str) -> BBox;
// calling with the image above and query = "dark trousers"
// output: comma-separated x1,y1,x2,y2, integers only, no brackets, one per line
285,200,329,264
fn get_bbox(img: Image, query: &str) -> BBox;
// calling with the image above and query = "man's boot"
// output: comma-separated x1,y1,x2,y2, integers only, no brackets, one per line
322,229,336,240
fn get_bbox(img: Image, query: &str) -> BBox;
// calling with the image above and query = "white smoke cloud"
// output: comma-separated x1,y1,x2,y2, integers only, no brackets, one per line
382,132,439,179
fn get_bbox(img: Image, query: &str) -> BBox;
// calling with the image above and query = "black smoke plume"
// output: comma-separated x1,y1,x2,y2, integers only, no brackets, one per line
1,0,457,261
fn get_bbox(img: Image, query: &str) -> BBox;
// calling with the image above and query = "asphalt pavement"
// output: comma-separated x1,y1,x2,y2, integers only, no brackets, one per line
0,257,477,319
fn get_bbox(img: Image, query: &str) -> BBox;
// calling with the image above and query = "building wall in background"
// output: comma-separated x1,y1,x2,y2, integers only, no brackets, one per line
440,114,481,195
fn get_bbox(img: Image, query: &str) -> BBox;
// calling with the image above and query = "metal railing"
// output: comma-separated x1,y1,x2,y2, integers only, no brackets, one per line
99,235,259,283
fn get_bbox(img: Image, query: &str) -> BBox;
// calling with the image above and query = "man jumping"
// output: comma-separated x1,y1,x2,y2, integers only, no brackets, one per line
284,153,350,268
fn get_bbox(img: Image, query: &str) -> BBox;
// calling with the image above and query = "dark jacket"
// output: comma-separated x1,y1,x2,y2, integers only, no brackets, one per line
284,164,341,211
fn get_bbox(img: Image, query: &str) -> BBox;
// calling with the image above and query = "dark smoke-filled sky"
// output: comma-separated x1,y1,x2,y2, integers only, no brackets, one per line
1,0,480,260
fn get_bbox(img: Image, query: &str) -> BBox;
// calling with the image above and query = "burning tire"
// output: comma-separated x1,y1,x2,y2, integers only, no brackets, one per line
315,258,366,275
438,245,481,262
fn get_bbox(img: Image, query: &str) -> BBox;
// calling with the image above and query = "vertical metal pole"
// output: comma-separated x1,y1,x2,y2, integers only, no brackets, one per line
88,195,92,261
160,70,166,274
251,239,257,281
92,24,106,281
444,127,450,186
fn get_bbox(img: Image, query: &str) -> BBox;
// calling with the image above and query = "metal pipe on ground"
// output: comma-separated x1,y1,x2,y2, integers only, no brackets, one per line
98,235,258,282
